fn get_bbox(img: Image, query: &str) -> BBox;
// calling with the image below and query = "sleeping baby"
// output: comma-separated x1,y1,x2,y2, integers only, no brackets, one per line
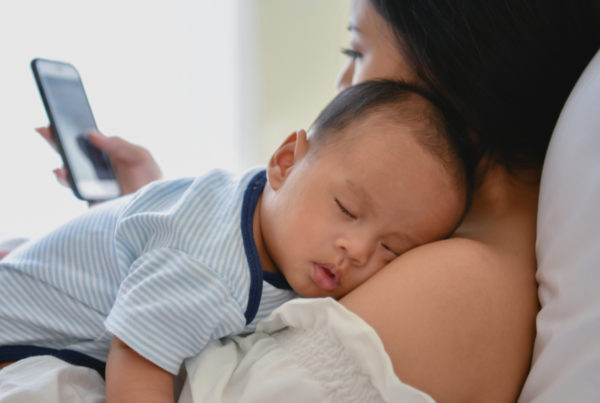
0,80,473,401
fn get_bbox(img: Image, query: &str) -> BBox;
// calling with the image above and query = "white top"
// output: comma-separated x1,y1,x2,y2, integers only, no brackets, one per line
181,298,436,403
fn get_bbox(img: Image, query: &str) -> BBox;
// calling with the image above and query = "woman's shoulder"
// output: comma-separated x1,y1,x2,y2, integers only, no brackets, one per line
341,237,537,403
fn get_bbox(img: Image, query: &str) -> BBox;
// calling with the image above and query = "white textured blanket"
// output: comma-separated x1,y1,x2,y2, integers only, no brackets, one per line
180,298,435,403
0,298,434,402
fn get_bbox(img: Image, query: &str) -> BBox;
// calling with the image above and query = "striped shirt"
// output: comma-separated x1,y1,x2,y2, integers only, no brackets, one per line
0,168,297,374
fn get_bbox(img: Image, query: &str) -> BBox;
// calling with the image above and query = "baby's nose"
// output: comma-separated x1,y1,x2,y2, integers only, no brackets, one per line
336,236,374,267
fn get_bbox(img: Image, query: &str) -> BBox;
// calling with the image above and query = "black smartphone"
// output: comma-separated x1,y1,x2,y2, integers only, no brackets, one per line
31,58,120,201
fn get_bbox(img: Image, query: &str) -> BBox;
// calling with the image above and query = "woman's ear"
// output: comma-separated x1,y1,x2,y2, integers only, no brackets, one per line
267,129,309,190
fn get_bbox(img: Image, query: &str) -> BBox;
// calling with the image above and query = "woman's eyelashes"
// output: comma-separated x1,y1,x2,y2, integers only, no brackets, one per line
341,47,362,60
335,198,357,219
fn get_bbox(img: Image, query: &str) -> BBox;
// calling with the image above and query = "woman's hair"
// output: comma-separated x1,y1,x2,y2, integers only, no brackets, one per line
309,80,476,210
370,0,600,173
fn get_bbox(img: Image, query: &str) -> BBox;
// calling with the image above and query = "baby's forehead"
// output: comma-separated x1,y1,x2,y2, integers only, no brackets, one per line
325,128,451,185
324,111,430,157
311,107,423,150
319,122,466,204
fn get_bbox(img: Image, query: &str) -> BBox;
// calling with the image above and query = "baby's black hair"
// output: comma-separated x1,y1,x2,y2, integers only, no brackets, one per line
309,80,476,213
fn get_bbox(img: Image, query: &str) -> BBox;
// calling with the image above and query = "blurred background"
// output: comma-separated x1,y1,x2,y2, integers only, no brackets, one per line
0,0,349,238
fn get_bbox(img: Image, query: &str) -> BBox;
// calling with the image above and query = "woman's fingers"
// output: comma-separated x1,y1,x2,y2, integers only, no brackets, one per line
35,126,162,196
87,130,136,160
35,127,69,188
88,131,152,162
53,168,69,187
87,130,163,194
35,127,58,151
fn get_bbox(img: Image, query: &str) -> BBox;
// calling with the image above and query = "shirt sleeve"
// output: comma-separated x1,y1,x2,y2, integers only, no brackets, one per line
104,247,247,374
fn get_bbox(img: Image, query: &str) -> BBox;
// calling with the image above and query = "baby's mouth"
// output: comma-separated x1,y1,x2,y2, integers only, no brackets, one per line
313,263,340,292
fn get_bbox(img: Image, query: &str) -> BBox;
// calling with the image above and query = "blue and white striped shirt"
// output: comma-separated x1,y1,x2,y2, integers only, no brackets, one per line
0,168,296,374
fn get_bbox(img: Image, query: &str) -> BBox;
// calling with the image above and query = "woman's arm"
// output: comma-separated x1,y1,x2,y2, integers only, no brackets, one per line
341,237,537,403
106,337,174,403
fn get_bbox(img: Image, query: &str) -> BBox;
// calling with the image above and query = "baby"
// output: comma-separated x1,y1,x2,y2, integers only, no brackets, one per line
0,80,473,401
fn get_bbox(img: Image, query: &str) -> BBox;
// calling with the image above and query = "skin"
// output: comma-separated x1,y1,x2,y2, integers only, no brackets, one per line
257,119,463,299
35,127,163,196
28,0,539,400
105,110,465,403
337,1,539,402
336,0,420,91
106,337,174,403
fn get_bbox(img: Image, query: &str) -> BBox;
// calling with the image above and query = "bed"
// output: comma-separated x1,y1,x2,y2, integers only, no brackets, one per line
1,49,599,402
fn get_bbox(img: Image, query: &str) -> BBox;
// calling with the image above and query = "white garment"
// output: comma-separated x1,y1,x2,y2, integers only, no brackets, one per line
181,298,435,403
0,356,105,403
0,298,433,402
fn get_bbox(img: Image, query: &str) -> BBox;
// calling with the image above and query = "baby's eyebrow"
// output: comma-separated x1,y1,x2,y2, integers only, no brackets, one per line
345,179,374,211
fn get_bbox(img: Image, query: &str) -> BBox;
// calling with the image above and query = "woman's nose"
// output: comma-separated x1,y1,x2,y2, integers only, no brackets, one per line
335,60,354,92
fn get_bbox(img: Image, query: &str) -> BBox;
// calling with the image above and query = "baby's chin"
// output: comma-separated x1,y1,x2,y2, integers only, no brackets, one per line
285,268,344,299
292,284,341,299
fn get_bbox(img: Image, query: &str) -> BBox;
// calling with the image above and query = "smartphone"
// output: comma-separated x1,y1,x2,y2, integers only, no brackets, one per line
31,58,120,201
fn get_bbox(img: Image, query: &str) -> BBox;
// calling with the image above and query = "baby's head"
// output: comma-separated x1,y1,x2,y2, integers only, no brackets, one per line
259,80,474,298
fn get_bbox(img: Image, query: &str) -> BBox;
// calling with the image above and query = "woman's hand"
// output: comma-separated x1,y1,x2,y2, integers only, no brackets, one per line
36,127,163,195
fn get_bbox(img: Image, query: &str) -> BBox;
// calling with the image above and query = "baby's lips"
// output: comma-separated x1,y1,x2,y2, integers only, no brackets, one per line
313,263,340,291
329,264,342,283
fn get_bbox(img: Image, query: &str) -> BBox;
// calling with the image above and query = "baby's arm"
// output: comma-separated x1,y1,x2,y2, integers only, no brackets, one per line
106,336,174,403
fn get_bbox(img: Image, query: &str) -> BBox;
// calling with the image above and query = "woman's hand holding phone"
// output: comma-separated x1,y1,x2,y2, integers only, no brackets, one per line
36,127,163,196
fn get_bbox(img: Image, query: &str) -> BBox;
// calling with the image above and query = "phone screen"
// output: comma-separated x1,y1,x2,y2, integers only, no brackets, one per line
32,59,120,200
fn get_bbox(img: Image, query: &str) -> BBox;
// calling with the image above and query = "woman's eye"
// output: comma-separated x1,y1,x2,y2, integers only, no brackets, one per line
335,198,357,219
341,48,362,60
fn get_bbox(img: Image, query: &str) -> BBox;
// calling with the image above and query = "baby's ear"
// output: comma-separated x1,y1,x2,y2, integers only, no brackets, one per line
267,129,308,190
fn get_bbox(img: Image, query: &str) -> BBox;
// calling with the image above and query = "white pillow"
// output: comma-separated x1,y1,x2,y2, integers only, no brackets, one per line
518,50,600,402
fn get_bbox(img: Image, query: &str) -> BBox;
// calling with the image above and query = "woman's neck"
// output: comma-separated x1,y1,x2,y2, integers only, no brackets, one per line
454,163,541,244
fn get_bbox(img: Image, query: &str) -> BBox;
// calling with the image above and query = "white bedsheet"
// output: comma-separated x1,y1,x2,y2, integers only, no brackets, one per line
180,297,435,403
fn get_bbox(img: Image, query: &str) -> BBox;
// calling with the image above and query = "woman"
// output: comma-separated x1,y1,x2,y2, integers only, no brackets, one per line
30,0,600,401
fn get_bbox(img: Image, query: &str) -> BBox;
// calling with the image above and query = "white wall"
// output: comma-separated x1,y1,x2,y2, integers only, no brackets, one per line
0,0,243,238
243,0,350,165
0,0,350,239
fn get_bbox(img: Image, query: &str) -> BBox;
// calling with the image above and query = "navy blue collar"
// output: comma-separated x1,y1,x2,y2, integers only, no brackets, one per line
0,346,106,378
240,170,291,325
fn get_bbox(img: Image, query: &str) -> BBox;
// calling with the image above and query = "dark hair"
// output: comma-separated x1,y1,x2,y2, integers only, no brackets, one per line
309,80,476,209
370,0,600,173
